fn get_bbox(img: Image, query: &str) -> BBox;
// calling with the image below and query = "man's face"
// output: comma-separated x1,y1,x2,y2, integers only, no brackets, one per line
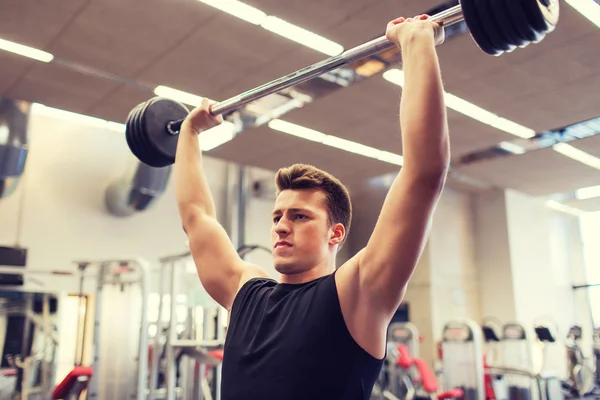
271,189,339,275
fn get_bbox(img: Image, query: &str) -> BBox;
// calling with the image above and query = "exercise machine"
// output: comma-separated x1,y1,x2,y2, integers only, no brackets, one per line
51,366,93,400
484,322,564,400
440,319,485,400
377,322,463,400
73,257,152,400
147,251,225,400
481,320,509,400
594,328,600,390
563,325,599,398
0,269,61,399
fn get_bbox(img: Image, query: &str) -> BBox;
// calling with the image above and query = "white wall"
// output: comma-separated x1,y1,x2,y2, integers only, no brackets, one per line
474,189,517,323
429,188,481,348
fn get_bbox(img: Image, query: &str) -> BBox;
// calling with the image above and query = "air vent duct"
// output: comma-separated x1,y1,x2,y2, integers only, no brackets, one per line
105,161,172,217
0,98,29,199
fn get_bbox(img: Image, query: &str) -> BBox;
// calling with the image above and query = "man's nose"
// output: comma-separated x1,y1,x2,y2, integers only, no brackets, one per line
275,217,291,234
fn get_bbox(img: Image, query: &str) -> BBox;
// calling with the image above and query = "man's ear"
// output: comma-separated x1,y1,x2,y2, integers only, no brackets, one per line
329,223,345,245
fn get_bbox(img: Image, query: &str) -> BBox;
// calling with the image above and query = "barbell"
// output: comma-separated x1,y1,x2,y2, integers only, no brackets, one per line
125,0,560,168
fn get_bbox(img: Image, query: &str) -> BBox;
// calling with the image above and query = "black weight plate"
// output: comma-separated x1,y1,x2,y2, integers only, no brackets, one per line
460,0,500,55
126,103,147,165
132,102,160,167
474,0,515,53
138,97,174,167
134,98,164,167
505,0,545,43
521,0,558,34
142,97,190,166
489,0,528,47
136,99,172,168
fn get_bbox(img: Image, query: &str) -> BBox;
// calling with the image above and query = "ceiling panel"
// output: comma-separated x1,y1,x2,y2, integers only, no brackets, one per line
454,147,600,197
494,72,600,133
6,62,120,114
0,52,35,95
87,84,155,123
0,0,88,49
244,0,370,46
48,0,220,78
323,0,442,49
136,10,321,101
216,46,325,100
447,110,516,157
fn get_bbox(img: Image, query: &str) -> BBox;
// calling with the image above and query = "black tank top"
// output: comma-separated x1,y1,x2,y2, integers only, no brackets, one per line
221,270,384,400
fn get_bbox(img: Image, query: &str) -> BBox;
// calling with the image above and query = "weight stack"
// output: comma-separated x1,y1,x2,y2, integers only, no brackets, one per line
0,98,29,199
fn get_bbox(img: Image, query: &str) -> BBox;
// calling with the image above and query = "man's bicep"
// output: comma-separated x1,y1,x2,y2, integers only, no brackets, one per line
187,214,259,309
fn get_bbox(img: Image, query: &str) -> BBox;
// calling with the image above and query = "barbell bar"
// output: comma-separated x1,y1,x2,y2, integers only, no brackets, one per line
126,0,560,168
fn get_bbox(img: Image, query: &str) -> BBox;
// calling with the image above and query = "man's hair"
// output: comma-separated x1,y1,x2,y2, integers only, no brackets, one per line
275,164,352,248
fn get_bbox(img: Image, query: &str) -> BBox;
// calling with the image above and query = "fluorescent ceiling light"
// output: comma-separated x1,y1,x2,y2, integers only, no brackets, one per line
383,69,536,139
0,38,54,63
322,135,381,158
199,121,237,151
154,86,203,107
261,16,343,56
198,0,266,24
30,103,125,132
268,119,326,142
268,119,403,166
552,143,600,170
382,69,405,86
498,141,526,155
575,185,600,200
377,151,404,166
565,0,600,28
545,200,586,217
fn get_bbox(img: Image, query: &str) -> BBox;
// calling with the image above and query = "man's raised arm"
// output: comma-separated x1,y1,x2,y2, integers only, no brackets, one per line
175,99,268,310
358,15,450,320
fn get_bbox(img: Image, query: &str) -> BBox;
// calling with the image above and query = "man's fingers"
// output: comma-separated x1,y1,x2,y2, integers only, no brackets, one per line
389,16,406,25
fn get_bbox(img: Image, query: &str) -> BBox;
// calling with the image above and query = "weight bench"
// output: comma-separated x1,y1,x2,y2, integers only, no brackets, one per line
52,366,93,400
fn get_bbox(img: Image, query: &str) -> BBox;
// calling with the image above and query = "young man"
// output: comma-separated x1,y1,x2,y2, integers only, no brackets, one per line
174,14,449,400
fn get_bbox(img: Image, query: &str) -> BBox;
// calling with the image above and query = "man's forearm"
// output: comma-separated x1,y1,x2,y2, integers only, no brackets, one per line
173,126,217,219
399,32,449,177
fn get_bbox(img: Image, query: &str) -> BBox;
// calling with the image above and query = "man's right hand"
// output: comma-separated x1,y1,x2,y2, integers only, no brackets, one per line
182,98,223,135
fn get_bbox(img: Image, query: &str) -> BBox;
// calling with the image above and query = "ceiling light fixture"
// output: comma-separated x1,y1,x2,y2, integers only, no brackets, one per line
0,37,54,63
564,0,600,28
575,185,600,200
552,143,600,170
268,119,404,166
197,0,267,25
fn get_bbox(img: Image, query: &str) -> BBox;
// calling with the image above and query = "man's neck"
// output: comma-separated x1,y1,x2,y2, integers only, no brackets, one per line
279,260,335,284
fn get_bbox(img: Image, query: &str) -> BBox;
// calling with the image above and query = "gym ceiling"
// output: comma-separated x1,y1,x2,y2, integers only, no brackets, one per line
1,0,599,211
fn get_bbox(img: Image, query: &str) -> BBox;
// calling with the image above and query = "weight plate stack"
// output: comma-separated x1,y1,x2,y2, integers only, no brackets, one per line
475,0,517,54
489,0,529,48
124,97,190,168
461,0,502,55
